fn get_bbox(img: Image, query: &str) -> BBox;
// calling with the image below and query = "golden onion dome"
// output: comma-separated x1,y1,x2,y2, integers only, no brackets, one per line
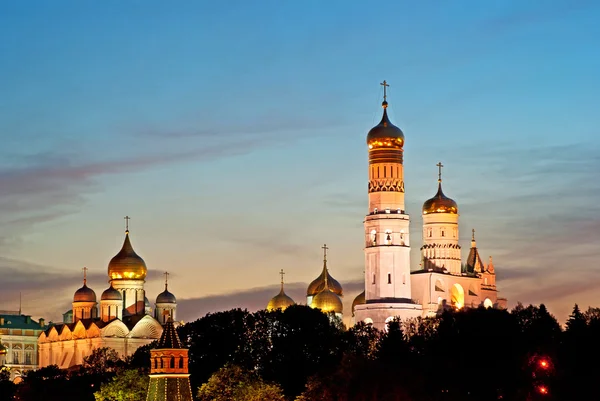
101,285,122,301
422,183,458,215
352,290,366,316
307,247,343,297
74,282,97,303
0,342,7,355
367,101,405,150
267,288,295,311
108,230,147,280
311,289,343,314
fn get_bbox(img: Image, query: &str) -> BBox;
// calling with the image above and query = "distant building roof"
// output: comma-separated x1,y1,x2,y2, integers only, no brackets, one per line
0,314,47,330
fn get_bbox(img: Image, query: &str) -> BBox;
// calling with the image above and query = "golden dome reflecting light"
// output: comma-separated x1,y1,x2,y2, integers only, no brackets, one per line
422,162,458,215
267,269,295,311
307,244,343,297
108,228,147,281
366,81,404,150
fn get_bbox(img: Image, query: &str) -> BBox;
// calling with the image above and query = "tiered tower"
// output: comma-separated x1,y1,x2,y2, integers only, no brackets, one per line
354,81,422,329
145,319,193,401
421,163,461,274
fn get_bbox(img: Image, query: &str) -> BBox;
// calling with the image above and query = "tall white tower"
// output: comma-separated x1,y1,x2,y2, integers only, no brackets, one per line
354,81,422,329
421,163,461,274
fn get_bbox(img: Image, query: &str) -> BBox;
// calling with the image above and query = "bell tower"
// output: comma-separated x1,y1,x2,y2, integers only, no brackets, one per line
354,81,422,329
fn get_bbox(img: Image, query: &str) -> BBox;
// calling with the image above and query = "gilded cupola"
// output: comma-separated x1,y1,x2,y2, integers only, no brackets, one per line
307,244,343,297
108,229,147,281
367,80,404,151
352,290,365,317
311,272,343,315
267,269,295,311
74,268,97,303
422,162,458,215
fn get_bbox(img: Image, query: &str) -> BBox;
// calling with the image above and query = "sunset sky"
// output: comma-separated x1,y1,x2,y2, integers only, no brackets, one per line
0,1,599,324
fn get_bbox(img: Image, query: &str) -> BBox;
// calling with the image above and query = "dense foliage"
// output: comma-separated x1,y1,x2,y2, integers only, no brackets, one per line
4,303,600,400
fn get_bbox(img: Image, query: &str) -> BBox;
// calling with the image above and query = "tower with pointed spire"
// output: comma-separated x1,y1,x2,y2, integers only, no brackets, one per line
145,319,193,401
420,162,461,274
267,269,295,311
354,82,422,329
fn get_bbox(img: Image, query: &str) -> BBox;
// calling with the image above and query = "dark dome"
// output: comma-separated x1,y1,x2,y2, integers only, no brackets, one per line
101,285,122,301
422,183,458,215
156,289,176,304
366,102,405,149
74,284,97,303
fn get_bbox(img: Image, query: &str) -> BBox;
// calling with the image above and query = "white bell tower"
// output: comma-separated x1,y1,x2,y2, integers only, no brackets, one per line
354,81,422,329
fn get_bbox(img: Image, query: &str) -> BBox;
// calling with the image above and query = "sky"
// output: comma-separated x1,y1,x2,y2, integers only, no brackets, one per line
0,1,599,325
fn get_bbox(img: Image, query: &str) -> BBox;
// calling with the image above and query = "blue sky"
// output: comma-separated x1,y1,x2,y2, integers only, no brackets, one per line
0,1,599,324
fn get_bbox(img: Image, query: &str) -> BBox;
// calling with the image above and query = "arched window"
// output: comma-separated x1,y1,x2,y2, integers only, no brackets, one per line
179,356,184,369
364,318,373,325
371,230,377,245
387,273,391,284
170,356,175,368
160,358,163,369
372,274,376,284
153,358,157,369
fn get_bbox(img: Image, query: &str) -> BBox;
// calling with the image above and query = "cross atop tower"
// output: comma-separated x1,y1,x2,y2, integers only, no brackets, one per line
472,228,476,241
164,271,169,288
380,80,389,102
322,243,329,262
82,266,88,285
124,215,131,232
436,162,444,183
279,269,285,286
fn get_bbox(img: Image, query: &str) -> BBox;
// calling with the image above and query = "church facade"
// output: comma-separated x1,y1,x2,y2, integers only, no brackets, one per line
38,227,178,369
351,82,506,329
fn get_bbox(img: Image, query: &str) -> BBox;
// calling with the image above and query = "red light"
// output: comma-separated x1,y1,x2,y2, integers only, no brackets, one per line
538,386,548,395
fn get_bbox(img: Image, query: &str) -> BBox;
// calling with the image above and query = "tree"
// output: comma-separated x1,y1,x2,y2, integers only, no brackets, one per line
83,347,124,375
197,364,285,401
94,369,149,401
0,366,16,401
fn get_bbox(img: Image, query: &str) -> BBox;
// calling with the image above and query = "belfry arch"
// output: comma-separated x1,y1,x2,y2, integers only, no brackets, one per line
450,283,464,309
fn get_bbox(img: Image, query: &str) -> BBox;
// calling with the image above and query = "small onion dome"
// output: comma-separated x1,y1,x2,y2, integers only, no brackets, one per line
0,342,7,355
352,290,366,316
101,285,122,301
422,183,458,215
74,283,97,303
311,289,343,314
156,288,176,304
366,101,405,150
108,231,147,280
144,296,151,308
267,288,295,311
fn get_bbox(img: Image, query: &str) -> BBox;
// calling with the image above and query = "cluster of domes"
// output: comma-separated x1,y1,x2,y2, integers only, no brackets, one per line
71,228,177,324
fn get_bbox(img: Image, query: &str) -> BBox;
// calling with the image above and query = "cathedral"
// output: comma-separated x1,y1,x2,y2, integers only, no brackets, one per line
267,81,506,330
38,226,178,368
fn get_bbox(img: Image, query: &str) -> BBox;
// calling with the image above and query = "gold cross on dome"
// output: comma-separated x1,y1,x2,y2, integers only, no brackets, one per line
164,271,169,285
322,243,329,261
436,162,444,182
279,269,285,285
380,80,389,101
82,266,88,284
124,215,131,231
